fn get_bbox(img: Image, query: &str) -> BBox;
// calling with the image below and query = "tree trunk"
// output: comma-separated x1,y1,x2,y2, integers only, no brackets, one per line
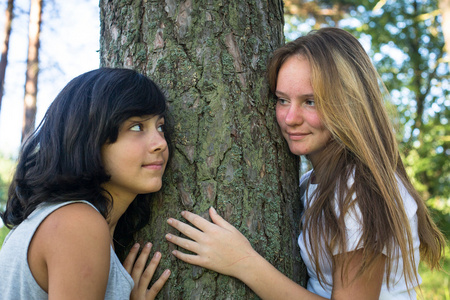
100,0,305,298
0,0,14,115
22,0,42,143
440,0,450,67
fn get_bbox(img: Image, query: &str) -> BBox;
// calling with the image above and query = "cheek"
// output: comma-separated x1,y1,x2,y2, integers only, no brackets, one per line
308,112,326,129
163,148,170,167
275,106,285,127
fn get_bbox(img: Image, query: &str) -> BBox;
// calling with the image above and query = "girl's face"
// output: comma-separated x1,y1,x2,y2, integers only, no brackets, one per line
101,115,169,203
275,55,331,167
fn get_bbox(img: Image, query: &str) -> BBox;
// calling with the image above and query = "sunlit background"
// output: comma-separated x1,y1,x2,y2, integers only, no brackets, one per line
0,0,99,157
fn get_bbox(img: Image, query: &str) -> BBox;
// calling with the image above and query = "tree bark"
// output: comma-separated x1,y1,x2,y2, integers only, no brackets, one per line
22,0,42,143
0,0,14,115
100,0,305,298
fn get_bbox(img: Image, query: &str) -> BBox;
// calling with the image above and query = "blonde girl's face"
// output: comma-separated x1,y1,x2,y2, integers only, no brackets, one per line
101,115,169,204
275,55,331,167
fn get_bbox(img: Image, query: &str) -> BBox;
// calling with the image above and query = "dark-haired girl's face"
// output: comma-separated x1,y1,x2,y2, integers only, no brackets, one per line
101,115,169,204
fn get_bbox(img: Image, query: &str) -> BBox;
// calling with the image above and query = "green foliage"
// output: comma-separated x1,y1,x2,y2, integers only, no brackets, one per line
0,226,10,250
419,244,450,300
348,0,449,206
0,154,16,212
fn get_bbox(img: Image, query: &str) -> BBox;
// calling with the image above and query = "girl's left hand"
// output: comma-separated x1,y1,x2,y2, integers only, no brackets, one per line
123,242,171,300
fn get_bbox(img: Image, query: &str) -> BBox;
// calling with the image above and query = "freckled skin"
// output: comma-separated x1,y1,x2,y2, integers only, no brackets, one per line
275,56,331,167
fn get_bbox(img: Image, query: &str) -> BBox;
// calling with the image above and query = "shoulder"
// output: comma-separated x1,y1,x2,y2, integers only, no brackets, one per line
39,202,111,254
40,202,109,237
30,202,111,296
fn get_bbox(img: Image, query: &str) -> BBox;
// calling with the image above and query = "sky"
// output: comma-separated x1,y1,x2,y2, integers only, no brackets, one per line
0,0,100,157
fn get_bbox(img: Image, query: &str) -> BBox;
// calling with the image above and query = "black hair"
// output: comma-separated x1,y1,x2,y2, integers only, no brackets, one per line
1,68,171,258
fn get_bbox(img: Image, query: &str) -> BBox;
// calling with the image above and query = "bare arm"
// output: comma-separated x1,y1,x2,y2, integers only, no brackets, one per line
166,207,322,300
332,250,385,299
166,207,385,300
29,203,171,300
29,203,111,299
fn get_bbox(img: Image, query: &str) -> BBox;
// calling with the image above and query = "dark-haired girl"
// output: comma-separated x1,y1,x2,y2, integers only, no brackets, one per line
0,68,171,299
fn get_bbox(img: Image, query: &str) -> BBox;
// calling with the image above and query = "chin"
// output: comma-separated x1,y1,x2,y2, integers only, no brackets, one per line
147,182,163,193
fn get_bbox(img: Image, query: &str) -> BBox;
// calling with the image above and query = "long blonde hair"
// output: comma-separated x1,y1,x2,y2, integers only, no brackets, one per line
268,27,445,290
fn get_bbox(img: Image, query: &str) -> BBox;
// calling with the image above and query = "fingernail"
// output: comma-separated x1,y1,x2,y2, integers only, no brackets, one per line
172,250,177,255
164,269,171,276
181,211,186,217
167,218,173,225
210,206,217,214
155,252,161,258
165,234,172,240
133,243,140,249
146,242,152,248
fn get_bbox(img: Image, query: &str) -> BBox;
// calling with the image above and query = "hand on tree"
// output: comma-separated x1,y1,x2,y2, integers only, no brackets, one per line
166,207,259,279
123,242,171,300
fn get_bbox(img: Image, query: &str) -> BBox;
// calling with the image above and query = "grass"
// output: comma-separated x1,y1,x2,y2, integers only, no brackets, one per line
418,243,450,299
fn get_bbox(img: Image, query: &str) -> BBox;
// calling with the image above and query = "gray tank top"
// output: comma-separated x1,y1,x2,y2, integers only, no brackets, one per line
0,200,134,299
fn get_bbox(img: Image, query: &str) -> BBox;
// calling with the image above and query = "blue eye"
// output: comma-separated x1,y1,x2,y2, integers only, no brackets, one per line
277,98,288,104
305,99,315,106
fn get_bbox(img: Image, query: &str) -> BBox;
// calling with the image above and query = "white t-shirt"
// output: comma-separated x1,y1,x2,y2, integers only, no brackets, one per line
298,170,421,299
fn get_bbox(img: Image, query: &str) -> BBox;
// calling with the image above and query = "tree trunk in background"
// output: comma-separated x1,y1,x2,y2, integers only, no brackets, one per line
0,0,14,116
440,0,450,67
22,0,42,143
100,0,305,298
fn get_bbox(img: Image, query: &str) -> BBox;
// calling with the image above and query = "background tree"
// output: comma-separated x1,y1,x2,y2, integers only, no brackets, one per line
100,0,305,299
0,0,14,116
22,0,42,143
439,0,450,62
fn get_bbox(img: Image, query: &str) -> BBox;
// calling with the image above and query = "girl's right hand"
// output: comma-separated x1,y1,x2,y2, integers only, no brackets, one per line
165,207,258,279
123,242,171,300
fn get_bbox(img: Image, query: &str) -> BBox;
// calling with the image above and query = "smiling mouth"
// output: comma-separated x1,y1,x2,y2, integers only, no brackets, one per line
288,133,309,140
142,161,165,169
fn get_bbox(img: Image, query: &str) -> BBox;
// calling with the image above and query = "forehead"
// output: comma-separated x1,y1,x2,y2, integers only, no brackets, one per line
276,56,313,95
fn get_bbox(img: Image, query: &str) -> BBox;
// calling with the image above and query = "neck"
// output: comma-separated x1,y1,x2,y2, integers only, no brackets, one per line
106,193,136,238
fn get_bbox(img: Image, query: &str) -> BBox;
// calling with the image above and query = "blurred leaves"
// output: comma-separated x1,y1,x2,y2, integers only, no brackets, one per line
0,154,15,211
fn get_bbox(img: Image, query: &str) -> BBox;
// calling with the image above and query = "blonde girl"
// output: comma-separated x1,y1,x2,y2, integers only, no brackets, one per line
165,28,445,299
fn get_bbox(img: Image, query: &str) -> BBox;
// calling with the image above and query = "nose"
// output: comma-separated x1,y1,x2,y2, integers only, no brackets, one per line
284,104,303,126
149,130,168,153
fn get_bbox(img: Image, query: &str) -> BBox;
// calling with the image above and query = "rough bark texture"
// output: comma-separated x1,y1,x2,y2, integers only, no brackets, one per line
100,0,305,298
22,0,42,142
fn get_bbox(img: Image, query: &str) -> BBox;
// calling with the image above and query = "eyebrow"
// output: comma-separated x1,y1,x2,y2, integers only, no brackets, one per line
275,91,314,98
128,115,164,122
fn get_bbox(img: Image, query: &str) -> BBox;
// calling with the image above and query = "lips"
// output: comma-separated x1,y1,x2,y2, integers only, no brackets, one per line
287,132,309,141
142,160,165,170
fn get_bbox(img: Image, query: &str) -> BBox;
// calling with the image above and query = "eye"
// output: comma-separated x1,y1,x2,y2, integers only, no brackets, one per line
277,98,288,105
130,123,144,131
305,99,315,107
157,124,165,133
